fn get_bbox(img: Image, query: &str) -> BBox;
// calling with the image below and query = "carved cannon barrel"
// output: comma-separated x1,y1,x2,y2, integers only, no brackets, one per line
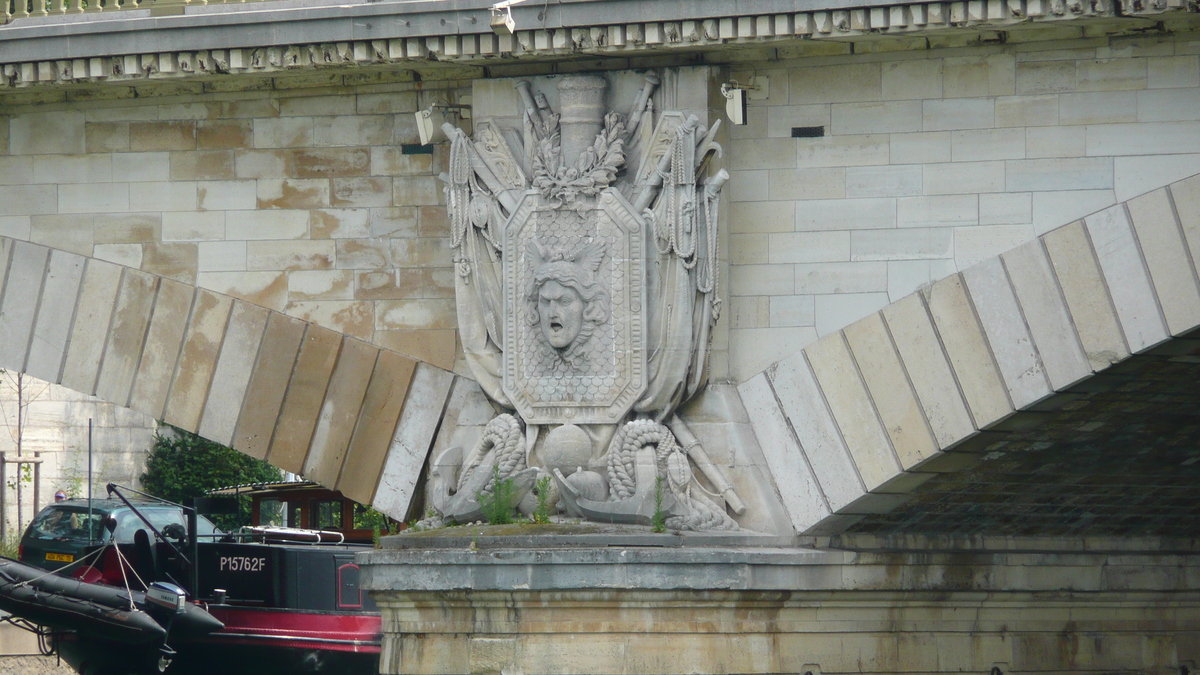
557,75,607,168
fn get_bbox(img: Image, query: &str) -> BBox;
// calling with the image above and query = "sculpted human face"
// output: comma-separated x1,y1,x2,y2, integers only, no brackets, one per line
538,280,584,349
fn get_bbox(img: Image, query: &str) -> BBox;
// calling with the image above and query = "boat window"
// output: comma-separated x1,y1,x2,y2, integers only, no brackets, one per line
289,502,303,529
313,500,342,530
337,563,362,608
260,498,286,527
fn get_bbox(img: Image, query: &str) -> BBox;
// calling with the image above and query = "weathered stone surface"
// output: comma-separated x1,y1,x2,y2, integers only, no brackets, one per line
269,324,342,474
95,270,158,408
0,242,48,373
304,337,379,487
843,312,938,470
804,333,900,491
26,250,85,384
1126,187,1200,336
962,258,1051,409
61,259,123,396
766,353,865,513
923,274,1012,429
163,290,233,432
1041,221,1130,372
880,293,975,449
232,312,307,460
1084,204,1169,352
199,300,270,447
129,279,194,420
1172,175,1200,275
739,372,830,532
373,364,455,520
1001,240,1090,390
337,349,417,505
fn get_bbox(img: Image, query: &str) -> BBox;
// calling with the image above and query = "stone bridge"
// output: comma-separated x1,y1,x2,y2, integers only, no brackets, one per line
4,0,1200,671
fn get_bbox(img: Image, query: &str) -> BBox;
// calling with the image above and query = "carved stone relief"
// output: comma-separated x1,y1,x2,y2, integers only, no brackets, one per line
428,69,740,532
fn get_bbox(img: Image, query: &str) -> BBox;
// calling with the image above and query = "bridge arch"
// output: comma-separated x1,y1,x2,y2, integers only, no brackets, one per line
0,236,454,519
742,173,1200,537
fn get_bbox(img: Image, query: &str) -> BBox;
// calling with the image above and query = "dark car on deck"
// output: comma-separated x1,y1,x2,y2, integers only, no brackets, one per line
18,498,221,573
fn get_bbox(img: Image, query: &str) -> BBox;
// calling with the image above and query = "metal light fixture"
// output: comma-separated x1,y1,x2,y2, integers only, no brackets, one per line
720,80,762,126
489,0,526,36
415,102,472,145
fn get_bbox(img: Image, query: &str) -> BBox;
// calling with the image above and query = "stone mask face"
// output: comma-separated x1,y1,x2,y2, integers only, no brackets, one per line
537,280,585,349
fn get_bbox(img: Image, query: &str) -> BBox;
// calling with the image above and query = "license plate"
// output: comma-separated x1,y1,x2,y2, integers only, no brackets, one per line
45,552,74,563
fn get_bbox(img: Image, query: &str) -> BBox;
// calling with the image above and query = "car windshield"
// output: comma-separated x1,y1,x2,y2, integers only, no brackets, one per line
28,504,221,543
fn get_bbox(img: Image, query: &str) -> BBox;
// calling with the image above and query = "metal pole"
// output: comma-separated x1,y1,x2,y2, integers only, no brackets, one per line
0,451,6,542
88,418,93,546
32,452,39,517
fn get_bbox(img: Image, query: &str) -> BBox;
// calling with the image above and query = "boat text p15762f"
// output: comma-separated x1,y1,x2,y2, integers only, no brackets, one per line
220,556,268,572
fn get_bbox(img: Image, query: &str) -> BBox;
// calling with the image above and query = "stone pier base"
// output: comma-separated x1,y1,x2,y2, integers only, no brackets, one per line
360,535,1200,675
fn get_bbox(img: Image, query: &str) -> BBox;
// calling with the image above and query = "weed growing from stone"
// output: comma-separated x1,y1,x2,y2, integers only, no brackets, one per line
651,477,667,533
478,465,518,525
532,475,553,524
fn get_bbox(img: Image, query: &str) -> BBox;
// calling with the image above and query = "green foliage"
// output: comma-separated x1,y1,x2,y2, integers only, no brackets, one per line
651,477,666,533
0,533,19,560
477,465,517,525
532,475,553,524
140,425,282,530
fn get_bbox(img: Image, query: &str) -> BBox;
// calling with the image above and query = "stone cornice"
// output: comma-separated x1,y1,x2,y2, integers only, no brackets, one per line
1,0,1197,101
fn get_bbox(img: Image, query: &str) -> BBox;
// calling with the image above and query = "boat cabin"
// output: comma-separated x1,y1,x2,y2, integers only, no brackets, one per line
207,481,387,544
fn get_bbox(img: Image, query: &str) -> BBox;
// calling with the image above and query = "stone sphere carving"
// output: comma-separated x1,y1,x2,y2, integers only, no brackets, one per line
541,424,593,476
564,469,609,503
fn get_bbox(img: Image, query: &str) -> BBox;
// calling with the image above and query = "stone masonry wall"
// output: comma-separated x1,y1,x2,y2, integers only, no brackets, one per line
725,30,1200,381
0,77,466,373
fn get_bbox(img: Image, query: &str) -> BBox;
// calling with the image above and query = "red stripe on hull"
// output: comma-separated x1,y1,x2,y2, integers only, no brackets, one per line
200,606,382,654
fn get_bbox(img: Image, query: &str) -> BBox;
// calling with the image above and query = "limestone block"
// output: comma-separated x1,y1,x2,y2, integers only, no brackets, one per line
727,139,796,171
881,294,975,449
1006,158,1114,193
922,161,1004,195
257,178,330,210
843,312,938,470
170,151,236,182
225,210,309,241
280,96,356,117
247,240,334,271
1032,189,1116,236
1076,57,1146,92
890,132,951,164
1146,55,1200,90
130,181,198,213
373,330,457,370
764,104,830,138
199,301,270,447
197,271,288,311
393,177,441,207
1114,154,1200,202
813,293,889,336
304,337,379,487
1041,221,1129,372
337,350,418,505
284,300,374,340
950,128,1025,163
368,207,418,238
845,165,922,198
962,257,1051,408
162,212,225,242
288,270,354,301
313,209,372,239
58,183,130,214
313,115,393,147
1086,122,1200,157
10,111,84,155
0,186,56,216
1015,61,1076,96
831,101,922,136
794,135,889,169
94,245,142,269
33,154,112,184
163,290,233,432
804,333,899,491
371,148,434,177
1058,91,1137,125
1126,188,1200,335
795,198,896,231
767,168,845,200
731,264,795,296
1001,240,1090,390
897,195,977,228
922,97,995,131
94,214,160,245
769,296,815,327
129,279,194,420
1137,88,1200,123
332,177,393,208
953,222,1039,269
728,326,818,383
0,242,49,373
768,232,851,264
730,201,794,234
30,215,94,258
95,270,158,408
923,274,1012,428
129,121,196,152
197,180,257,211
253,117,313,149
765,354,865,511
268,324,342,473
232,312,306,460
197,121,252,150
198,242,247,273
1172,174,1200,276
1026,126,1086,159
794,262,886,294
113,153,170,183
738,373,830,533
141,243,198,285
26,250,85,384
1084,204,1169,352
980,193,1032,226
235,149,293,179
788,63,881,104
376,299,456,331
369,365,453,516
61,260,123,396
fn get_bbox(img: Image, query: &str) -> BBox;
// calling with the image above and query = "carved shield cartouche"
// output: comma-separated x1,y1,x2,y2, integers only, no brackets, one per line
502,189,646,425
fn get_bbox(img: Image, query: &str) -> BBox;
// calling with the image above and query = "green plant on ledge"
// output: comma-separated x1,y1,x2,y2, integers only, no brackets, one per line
532,475,553,524
651,476,667,533
478,465,518,525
